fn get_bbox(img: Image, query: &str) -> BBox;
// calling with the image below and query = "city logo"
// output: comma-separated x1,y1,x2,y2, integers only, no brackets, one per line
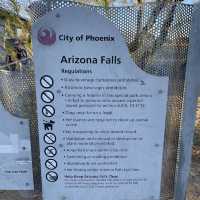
38,27,56,45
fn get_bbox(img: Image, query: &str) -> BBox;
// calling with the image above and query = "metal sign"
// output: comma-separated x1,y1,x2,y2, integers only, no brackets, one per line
0,103,33,190
32,6,169,200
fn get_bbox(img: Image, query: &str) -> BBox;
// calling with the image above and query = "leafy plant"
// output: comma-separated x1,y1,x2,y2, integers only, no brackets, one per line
1,0,32,62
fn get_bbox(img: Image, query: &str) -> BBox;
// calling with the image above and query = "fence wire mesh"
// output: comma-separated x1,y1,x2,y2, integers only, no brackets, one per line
0,1,194,200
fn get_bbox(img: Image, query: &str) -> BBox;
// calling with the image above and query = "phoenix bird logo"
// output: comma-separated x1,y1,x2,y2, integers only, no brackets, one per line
38,27,56,45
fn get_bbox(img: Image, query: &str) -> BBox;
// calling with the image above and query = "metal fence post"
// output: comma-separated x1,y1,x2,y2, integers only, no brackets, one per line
175,3,200,200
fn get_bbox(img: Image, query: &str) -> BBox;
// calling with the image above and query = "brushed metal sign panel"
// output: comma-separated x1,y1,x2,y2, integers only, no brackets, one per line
0,103,33,190
32,6,168,200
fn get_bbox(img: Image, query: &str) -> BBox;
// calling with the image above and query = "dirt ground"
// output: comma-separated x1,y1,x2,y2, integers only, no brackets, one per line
186,146,200,200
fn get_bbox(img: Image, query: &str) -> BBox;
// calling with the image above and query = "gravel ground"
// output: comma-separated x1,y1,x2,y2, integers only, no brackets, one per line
186,146,200,200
